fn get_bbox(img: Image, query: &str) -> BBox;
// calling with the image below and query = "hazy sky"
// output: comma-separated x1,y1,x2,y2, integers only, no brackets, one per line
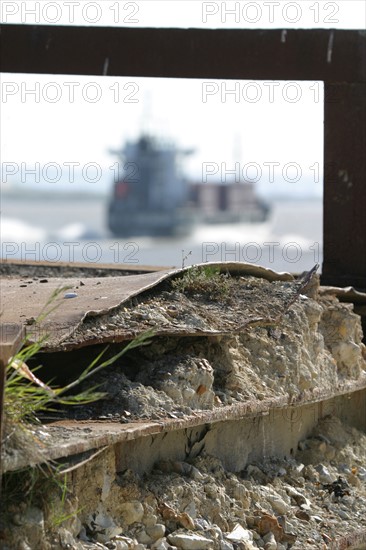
1,1,365,194
1,0,364,29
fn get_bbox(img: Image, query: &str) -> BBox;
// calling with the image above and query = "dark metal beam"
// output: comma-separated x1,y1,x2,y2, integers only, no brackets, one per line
322,83,366,290
1,25,365,82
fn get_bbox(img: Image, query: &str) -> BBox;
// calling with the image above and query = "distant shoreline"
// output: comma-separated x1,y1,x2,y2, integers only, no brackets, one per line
1,187,322,203
1,188,108,201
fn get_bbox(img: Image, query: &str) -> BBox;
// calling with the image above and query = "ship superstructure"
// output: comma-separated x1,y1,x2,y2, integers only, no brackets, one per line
107,135,193,237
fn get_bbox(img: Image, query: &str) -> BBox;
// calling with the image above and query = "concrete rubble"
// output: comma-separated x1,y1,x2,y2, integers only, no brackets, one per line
3,414,366,549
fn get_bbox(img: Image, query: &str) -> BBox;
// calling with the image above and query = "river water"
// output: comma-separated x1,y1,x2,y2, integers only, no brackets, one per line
1,194,322,274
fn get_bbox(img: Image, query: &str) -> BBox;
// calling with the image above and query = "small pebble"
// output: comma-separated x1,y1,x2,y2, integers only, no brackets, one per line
337,509,351,520
64,292,78,299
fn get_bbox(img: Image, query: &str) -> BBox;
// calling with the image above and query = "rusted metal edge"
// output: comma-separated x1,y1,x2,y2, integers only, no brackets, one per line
4,375,366,473
0,324,25,364
0,261,294,351
28,265,316,351
319,285,366,304
0,258,169,275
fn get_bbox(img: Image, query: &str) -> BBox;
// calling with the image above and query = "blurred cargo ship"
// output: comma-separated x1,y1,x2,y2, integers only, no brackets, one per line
107,135,269,237
107,135,194,237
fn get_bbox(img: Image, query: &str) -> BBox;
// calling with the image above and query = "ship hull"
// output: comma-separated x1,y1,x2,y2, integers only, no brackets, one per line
107,203,194,237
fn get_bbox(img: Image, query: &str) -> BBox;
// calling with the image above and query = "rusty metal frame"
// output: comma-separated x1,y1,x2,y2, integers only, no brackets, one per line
1,25,366,289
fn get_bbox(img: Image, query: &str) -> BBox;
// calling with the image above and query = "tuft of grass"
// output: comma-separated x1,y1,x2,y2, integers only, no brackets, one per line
4,285,154,427
48,470,84,529
5,329,154,426
172,265,232,298
3,284,154,464
181,249,192,269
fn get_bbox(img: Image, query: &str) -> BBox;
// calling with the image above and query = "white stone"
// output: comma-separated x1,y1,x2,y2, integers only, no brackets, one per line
182,387,196,400
267,494,290,515
136,528,153,545
151,538,170,550
119,501,144,525
263,531,277,550
189,466,204,481
106,526,124,541
58,528,83,549
90,510,114,530
147,523,166,541
260,486,290,515
225,523,253,543
338,510,351,520
183,501,197,519
168,532,214,549
143,513,158,528
285,486,310,507
96,525,123,542
232,484,251,509
239,543,257,550
113,535,137,548
316,464,334,484
299,497,312,510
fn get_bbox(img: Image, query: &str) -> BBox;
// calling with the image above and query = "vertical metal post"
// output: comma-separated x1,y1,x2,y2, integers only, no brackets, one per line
322,83,366,290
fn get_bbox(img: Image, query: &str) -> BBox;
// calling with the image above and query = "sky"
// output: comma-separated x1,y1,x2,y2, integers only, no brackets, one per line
0,0,364,29
1,1,365,196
